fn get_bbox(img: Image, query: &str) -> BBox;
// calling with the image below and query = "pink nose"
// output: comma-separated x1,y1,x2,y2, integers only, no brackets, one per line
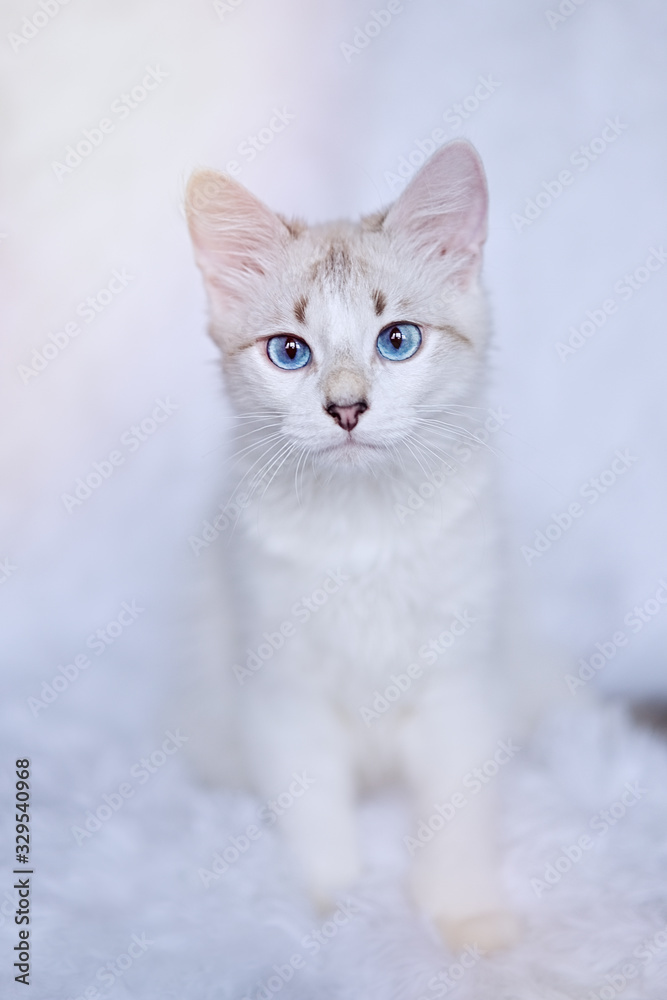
325,400,368,432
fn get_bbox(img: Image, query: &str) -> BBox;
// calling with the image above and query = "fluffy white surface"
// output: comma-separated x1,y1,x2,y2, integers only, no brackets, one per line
2,0,667,996
3,702,667,998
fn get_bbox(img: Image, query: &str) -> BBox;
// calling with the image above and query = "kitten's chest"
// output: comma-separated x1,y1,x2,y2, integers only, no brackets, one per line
237,466,496,652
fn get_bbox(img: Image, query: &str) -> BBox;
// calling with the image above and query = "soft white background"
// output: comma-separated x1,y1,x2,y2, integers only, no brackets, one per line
1,2,667,998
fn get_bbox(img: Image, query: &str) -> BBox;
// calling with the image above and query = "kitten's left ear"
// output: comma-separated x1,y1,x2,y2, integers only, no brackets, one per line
382,139,488,284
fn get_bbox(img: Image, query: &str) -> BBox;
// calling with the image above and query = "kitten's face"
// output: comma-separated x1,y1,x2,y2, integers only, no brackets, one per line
187,141,489,476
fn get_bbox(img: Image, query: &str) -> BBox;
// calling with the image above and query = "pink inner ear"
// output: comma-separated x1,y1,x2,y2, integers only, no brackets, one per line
186,171,288,305
384,140,488,259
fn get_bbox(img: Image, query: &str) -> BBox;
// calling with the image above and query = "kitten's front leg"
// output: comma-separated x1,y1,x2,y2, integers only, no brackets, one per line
398,674,519,952
242,686,360,911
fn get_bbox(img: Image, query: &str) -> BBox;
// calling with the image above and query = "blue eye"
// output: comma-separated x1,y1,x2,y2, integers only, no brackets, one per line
266,335,312,370
376,323,422,361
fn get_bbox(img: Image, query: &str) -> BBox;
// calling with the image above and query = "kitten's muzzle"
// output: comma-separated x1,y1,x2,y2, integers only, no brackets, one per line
324,400,368,432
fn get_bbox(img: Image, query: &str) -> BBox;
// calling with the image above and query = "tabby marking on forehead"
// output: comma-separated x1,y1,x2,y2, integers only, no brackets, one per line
294,295,308,325
312,241,354,292
372,289,386,317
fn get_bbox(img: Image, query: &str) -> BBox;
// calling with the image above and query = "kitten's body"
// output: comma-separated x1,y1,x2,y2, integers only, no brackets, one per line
184,143,543,948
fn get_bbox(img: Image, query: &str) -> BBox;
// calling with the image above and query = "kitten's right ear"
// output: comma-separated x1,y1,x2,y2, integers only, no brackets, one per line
185,170,289,323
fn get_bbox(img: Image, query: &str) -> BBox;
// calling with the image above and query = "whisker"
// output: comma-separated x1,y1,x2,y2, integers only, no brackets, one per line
293,445,311,507
253,437,295,486
227,431,286,464
414,416,492,442
401,436,432,480
255,442,299,511
404,436,457,475
228,411,286,418
413,417,504,460
415,414,563,494
405,433,457,477
229,422,284,443
228,409,312,423
384,441,407,480
245,440,292,496
408,428,490,534
213,453,281,549
228,441,294,543
218,439,289,543
413,403,487,412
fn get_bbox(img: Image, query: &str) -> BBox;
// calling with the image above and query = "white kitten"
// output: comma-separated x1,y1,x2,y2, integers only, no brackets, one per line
184,141,530,950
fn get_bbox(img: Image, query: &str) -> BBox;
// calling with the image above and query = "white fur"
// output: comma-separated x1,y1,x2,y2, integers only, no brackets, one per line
183,141,551,947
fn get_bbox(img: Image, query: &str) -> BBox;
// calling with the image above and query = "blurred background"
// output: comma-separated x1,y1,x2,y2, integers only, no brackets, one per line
1,2,666,998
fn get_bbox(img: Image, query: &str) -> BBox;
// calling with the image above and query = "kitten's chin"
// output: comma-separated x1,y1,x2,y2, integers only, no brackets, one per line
314,437,390,470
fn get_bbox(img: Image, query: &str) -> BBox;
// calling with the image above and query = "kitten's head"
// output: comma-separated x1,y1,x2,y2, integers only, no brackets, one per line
186,140,489,479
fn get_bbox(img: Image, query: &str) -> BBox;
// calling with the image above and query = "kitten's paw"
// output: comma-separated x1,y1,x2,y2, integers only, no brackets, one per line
302,848,361,917
435,910,520,953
